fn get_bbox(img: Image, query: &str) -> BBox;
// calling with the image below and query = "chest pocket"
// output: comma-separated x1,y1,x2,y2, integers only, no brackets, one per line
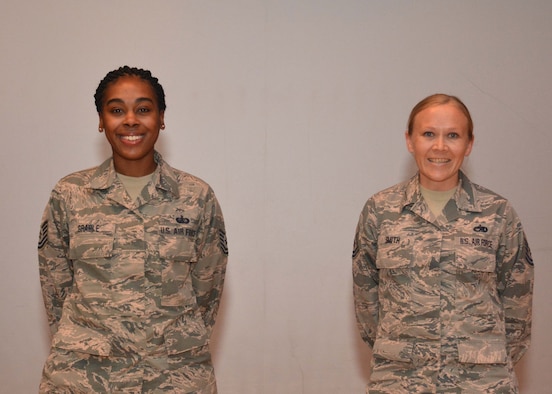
69,223,115,260
452,235,498,273
452,234,504,337
158,214,200,307
375,233,413,269
374,232,414,309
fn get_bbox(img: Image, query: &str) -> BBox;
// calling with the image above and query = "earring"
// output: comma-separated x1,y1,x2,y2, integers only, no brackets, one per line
98,127,104,133
161,124,166,130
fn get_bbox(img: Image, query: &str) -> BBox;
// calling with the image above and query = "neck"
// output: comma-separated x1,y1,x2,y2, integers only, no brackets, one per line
113,156,157,177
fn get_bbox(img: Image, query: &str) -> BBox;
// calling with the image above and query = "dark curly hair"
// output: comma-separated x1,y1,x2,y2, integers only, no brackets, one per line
94,66,166,113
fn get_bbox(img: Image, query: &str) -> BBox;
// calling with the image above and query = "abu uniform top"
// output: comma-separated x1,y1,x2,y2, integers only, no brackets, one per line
38,151,228,392
353,171,533,393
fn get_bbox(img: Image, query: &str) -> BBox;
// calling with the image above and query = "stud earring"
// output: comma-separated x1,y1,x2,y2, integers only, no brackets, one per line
98,127,104,133
161,124,166,130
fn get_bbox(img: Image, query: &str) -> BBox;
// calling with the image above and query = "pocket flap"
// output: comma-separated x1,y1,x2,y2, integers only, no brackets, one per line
453,236,498,272
372,338,413,363
457,339,507,364
69,223,115,260
52,323,112,357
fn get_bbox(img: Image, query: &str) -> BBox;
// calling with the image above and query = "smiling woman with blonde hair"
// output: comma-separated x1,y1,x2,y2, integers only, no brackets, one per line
353,93,533,393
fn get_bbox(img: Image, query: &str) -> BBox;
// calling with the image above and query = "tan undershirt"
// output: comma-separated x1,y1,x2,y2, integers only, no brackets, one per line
420,185,456,218
117,172,154,201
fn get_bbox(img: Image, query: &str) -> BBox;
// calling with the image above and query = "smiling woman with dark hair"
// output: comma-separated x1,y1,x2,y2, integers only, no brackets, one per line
353,93,534,393
38,66,228,393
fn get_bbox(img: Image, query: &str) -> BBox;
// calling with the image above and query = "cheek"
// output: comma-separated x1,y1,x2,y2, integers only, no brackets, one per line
409,142,427,158
151,120,162,129
454,144,472,159
142,117,161,130
101,118,119,132
103,131,117,146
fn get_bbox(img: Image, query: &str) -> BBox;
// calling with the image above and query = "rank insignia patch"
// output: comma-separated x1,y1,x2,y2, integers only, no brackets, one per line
218,229,228,255
38,221,48,249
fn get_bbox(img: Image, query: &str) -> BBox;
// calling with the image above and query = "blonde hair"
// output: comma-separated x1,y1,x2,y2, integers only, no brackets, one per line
407,94,474,140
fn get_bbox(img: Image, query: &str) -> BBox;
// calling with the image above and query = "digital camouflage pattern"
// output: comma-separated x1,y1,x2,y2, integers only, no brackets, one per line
38,151,228,393
353,172,533,393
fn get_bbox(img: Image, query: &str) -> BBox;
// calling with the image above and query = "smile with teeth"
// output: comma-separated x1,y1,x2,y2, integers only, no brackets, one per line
120,135,144,142
428,158,450,163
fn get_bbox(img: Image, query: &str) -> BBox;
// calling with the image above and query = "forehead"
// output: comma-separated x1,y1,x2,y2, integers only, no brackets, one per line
103,75,156,101
414,103,468,128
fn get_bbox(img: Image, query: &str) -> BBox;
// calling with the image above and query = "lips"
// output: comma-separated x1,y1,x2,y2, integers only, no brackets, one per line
428,158,450,163
119,135,144,143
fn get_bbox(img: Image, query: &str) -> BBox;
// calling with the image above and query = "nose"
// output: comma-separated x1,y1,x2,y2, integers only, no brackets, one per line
124,111,138,127
433,135,447,151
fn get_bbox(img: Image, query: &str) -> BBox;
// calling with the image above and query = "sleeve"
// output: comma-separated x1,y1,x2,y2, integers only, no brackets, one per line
38,189,73,336
191,187,228,335
352,198,380,348
496,204,534,365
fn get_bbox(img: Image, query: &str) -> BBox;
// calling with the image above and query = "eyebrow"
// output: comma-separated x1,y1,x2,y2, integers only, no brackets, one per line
105,97,155,106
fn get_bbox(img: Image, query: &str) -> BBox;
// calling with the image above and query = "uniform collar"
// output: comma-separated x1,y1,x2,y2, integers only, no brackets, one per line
454,171,482,213
87,151,181,199
402,170,482,215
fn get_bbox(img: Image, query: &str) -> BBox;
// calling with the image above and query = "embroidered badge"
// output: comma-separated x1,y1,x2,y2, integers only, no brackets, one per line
352,239,359,259
473,225,488,233
524,238,534,266
218,229,229,255
458,237,494,249
38,221,48,249
176,215,190,224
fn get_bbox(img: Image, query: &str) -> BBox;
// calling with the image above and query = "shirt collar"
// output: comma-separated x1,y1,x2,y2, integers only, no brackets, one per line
87,151,181,199
401,170,481,213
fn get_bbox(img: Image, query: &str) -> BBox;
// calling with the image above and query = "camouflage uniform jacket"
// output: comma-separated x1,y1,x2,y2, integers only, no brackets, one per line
38,151,228,360
353,172,533,393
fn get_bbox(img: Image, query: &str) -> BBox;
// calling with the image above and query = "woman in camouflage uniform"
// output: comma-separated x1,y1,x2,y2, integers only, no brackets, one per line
353,94,533,393
38,66,228,393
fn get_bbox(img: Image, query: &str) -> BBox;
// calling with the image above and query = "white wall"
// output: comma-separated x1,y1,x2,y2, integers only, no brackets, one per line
1,1,551,392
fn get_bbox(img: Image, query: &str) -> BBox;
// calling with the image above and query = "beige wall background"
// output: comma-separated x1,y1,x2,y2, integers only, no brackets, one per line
1,1,551,392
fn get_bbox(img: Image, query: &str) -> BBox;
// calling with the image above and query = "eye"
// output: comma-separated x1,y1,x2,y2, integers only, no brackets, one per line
137,107,151,114
109,107,123,115
422,131,434,137
448,132,459,139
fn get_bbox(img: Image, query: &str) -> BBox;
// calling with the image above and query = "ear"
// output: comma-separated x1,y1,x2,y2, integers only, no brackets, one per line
464,136,474,157
159,111,165,130
98,115,104,133
405,130,414,153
